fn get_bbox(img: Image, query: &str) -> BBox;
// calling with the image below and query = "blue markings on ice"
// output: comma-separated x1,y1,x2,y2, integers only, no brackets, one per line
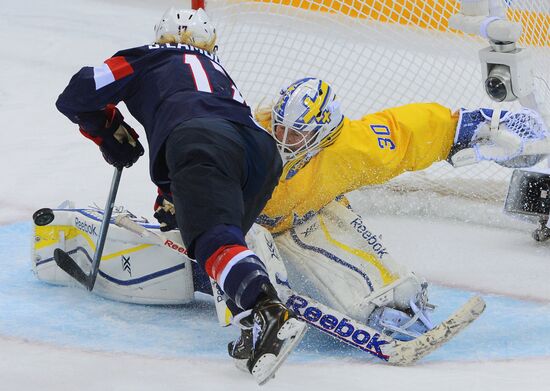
2,222,549,363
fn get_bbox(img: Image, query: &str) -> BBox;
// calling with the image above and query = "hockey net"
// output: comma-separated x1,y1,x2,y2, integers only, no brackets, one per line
203,0,550,202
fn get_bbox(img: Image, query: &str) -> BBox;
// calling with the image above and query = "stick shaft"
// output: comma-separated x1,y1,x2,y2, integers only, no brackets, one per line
88,167,122,289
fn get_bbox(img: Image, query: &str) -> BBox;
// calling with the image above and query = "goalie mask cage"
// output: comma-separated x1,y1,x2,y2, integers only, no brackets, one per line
201,0,550,202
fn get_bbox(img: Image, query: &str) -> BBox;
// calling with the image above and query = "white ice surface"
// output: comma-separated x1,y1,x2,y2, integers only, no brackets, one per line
348,189,550,303
2,336,550,391
1,0,550,390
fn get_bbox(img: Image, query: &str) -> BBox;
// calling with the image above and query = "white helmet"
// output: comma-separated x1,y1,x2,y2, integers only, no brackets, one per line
154,8,216,52
271,78,343,163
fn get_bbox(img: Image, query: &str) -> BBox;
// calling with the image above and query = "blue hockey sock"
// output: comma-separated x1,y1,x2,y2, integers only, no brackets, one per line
205,244,270,310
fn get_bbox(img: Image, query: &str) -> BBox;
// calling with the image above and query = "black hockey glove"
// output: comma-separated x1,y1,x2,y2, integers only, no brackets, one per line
80,105,144,169
153,189,178,232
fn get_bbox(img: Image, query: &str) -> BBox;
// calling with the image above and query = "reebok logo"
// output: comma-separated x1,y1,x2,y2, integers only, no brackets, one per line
211,280,224,303
75,217,97,237
350,217,388,258
163,239,188,255
286,294,390,360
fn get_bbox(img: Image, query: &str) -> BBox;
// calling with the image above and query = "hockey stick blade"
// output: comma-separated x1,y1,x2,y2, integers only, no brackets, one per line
52,167,122,292
387,295,486,365
280,289,485,365
54,248,92,290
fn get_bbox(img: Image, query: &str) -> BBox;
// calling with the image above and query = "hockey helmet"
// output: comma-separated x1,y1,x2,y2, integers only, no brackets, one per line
154,8,217,52
271,78,344,163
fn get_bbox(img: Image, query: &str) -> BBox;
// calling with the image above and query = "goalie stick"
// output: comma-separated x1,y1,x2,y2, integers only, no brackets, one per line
54,167,122,291
278,288,486,365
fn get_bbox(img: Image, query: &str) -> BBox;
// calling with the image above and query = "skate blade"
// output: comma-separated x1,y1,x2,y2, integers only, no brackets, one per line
233,357,248,373
251,318,307,385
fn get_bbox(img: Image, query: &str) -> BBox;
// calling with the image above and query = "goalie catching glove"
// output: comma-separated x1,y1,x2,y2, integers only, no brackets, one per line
153,189,178,232
79,105,144,169
450,107,549,167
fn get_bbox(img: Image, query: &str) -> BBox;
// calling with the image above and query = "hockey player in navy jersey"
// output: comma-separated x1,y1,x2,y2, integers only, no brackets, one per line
55,7,306,384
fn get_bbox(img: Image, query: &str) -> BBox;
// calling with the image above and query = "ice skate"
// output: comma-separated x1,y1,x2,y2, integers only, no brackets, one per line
228,327,253,372
246,284,307,385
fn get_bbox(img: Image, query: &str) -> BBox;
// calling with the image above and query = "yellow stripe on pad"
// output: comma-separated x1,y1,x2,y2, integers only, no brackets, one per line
35,225,95,250
318,216,398,285
100,244,154,261
35,225,153,261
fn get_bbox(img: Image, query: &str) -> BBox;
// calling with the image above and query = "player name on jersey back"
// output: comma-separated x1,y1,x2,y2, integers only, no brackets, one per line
147,43,220,63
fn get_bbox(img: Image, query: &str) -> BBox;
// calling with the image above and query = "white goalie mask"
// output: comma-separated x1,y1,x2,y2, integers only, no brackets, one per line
271,78,344,163
154,7,216,52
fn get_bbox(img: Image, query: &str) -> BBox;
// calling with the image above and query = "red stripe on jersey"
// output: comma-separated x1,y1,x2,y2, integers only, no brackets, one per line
205,244,248,281
104,56,134,80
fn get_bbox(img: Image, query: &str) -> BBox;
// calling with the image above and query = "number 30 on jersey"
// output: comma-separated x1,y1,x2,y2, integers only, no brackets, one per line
370,124,395,150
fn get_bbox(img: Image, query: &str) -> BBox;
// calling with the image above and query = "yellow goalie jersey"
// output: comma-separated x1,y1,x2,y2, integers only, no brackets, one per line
258,103,458,233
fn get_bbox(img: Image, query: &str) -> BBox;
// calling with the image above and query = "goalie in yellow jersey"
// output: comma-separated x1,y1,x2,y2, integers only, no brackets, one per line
254,77,547,234
221,77,548,364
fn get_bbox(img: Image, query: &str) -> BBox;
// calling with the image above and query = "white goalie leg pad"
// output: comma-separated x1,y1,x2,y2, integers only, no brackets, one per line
245,223,290,290
274,201,427,324
33,206,195,305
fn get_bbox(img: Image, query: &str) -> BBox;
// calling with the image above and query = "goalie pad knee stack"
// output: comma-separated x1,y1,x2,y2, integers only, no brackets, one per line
273,201,429,324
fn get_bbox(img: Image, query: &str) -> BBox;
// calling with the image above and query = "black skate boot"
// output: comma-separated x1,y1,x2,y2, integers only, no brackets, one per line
228,327,253,371
246,284,307,385
228,311,253,371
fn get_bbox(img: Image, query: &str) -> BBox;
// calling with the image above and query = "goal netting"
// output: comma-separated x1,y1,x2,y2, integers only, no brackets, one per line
203,0,550,202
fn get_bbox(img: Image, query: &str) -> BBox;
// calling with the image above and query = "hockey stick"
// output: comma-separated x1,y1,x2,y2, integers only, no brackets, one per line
114,214,189,254
114,215,232,326
54,167,122,291
278,288,486,365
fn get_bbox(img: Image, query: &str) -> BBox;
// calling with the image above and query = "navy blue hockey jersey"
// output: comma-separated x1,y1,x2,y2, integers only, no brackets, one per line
56,43,263,186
